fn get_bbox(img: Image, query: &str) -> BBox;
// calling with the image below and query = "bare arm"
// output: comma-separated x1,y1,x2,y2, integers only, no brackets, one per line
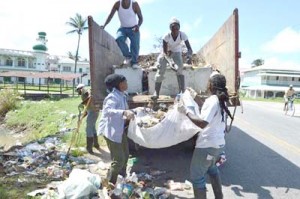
132,2,143,32
184,40,193,55
163,40,169,55
186,112,208,129
102,2,119,28
133,2,143,27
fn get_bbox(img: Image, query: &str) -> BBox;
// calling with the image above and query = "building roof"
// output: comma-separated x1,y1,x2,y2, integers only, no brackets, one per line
242,85,300,92
0,71,81,81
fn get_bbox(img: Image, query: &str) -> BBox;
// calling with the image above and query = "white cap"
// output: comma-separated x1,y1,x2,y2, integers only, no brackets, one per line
210,70,220,78
76,83,85,90
169,17,180,26
289,84,293,88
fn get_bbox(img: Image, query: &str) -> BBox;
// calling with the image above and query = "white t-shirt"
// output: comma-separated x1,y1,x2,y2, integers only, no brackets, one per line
195,95,226,148
163,31,188,52
118,0,138,28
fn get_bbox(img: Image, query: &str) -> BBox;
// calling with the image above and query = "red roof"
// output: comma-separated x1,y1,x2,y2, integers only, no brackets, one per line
0,71,81,81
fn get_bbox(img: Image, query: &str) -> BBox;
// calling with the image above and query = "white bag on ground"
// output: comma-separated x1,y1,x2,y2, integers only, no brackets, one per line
128,90,202,148
57,169,101,199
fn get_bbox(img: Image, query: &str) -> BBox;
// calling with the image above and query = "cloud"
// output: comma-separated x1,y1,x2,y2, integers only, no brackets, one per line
263,57,300,68
261,27,300,54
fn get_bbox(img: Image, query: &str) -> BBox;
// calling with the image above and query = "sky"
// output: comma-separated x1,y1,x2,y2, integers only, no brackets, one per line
1,0,300,70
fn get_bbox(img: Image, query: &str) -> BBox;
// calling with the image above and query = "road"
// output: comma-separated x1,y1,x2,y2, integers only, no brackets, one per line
129,101,300,199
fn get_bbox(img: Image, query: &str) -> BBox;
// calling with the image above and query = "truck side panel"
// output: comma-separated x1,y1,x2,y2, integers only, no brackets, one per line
88,16,123,110
197,9,239,96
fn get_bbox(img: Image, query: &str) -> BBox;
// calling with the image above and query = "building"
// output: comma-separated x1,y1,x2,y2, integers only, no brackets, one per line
0,32,91,87
241,65,300,98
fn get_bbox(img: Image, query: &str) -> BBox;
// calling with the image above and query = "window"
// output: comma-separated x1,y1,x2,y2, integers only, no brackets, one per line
79,68,83,73
276,76,279,80
6,58,13,66
292,77,294,81
18,58,26,67
63,66,72,72
18,77,25,82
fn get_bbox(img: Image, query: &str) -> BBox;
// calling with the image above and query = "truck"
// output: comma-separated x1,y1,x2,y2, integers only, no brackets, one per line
87,8,240,111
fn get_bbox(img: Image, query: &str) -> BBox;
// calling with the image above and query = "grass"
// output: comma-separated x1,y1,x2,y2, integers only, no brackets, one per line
1,96,106,199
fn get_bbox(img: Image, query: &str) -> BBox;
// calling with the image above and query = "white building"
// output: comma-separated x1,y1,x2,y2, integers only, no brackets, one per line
0,32,90,87
241,66,300,98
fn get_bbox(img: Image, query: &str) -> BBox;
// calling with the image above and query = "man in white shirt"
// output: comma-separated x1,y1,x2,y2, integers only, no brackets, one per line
101,0,143,69
151,18,193,100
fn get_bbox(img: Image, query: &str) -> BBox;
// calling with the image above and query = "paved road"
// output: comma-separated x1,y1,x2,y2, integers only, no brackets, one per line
129,101,300,199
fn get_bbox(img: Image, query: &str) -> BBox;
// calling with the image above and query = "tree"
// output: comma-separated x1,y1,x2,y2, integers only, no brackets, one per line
251,59,264,68
66,13,88,95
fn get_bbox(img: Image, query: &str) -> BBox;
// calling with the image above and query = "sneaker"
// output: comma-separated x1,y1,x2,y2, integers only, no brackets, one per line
132,64,141,69
123,57,132,65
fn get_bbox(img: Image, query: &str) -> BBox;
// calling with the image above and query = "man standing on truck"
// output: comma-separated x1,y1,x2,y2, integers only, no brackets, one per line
101,0,143,69
76,84,100,154
151,17,193,100
284,84,295,111
178,73,232,199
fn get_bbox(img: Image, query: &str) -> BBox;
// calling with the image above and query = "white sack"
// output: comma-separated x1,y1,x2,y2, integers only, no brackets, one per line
57,169,101,199
128,90,202,148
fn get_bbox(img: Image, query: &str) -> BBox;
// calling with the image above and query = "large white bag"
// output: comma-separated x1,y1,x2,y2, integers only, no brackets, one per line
127,90,202,148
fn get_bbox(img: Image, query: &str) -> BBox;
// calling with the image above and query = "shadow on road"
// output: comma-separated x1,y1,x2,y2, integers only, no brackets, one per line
128,126,300,199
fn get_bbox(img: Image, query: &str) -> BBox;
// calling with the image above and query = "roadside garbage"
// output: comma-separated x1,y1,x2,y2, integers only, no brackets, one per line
57,169,101,199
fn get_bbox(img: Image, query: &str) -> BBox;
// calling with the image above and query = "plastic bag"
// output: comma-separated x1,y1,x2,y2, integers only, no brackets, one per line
57,169,101,199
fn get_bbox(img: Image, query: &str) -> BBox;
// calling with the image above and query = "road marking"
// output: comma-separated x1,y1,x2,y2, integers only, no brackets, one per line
235,116,300,155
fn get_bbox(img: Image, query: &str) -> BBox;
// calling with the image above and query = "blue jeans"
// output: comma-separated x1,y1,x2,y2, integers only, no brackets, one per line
190,147,224,190
86,110,99,137
116,27,140,64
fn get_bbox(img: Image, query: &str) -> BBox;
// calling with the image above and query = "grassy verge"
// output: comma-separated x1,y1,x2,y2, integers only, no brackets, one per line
1,96,106,198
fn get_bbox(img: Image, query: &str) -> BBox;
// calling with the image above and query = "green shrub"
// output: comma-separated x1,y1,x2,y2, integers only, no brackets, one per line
0,89,21,116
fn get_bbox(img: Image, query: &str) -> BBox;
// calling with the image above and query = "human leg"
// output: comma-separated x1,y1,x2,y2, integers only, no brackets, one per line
172,52,185,93
119,133,130,177
116,27,131,60
105,136,128,184
190,147,221,199
128,29,140,65
207,148,224,199
151,55,167,99
86,110,99,154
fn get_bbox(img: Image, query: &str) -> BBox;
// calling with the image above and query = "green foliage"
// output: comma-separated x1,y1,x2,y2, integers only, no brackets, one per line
0,89,21,116
0,187,10,199
251,58,264,67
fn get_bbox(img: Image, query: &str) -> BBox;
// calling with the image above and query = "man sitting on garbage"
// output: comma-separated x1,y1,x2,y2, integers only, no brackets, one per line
151,17,193,100
76,84,100,154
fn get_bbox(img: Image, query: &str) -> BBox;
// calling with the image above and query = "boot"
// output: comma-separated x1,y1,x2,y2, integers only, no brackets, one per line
177,74,185,93
151,82,162,100
93,134,100,151
193,187,207,199
209,174,223,199
86,137,94,154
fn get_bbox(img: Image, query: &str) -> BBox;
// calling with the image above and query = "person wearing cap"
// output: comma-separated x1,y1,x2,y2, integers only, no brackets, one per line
76,84,100,154
98,74,135,184
178,73,232,199
101,0,143,69
284,85,295,111
151,17,193,100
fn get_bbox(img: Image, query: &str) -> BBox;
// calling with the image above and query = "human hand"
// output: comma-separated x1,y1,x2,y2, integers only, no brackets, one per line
132,25,139,32
78,104,84,111
123,110,135,120
177,104,188,115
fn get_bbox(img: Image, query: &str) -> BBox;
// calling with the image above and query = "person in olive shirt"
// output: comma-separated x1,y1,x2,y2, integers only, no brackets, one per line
76,84,100,154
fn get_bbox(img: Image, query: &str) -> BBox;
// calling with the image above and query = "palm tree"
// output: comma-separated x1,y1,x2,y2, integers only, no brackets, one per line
66,13,88,95
251,59,264,68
